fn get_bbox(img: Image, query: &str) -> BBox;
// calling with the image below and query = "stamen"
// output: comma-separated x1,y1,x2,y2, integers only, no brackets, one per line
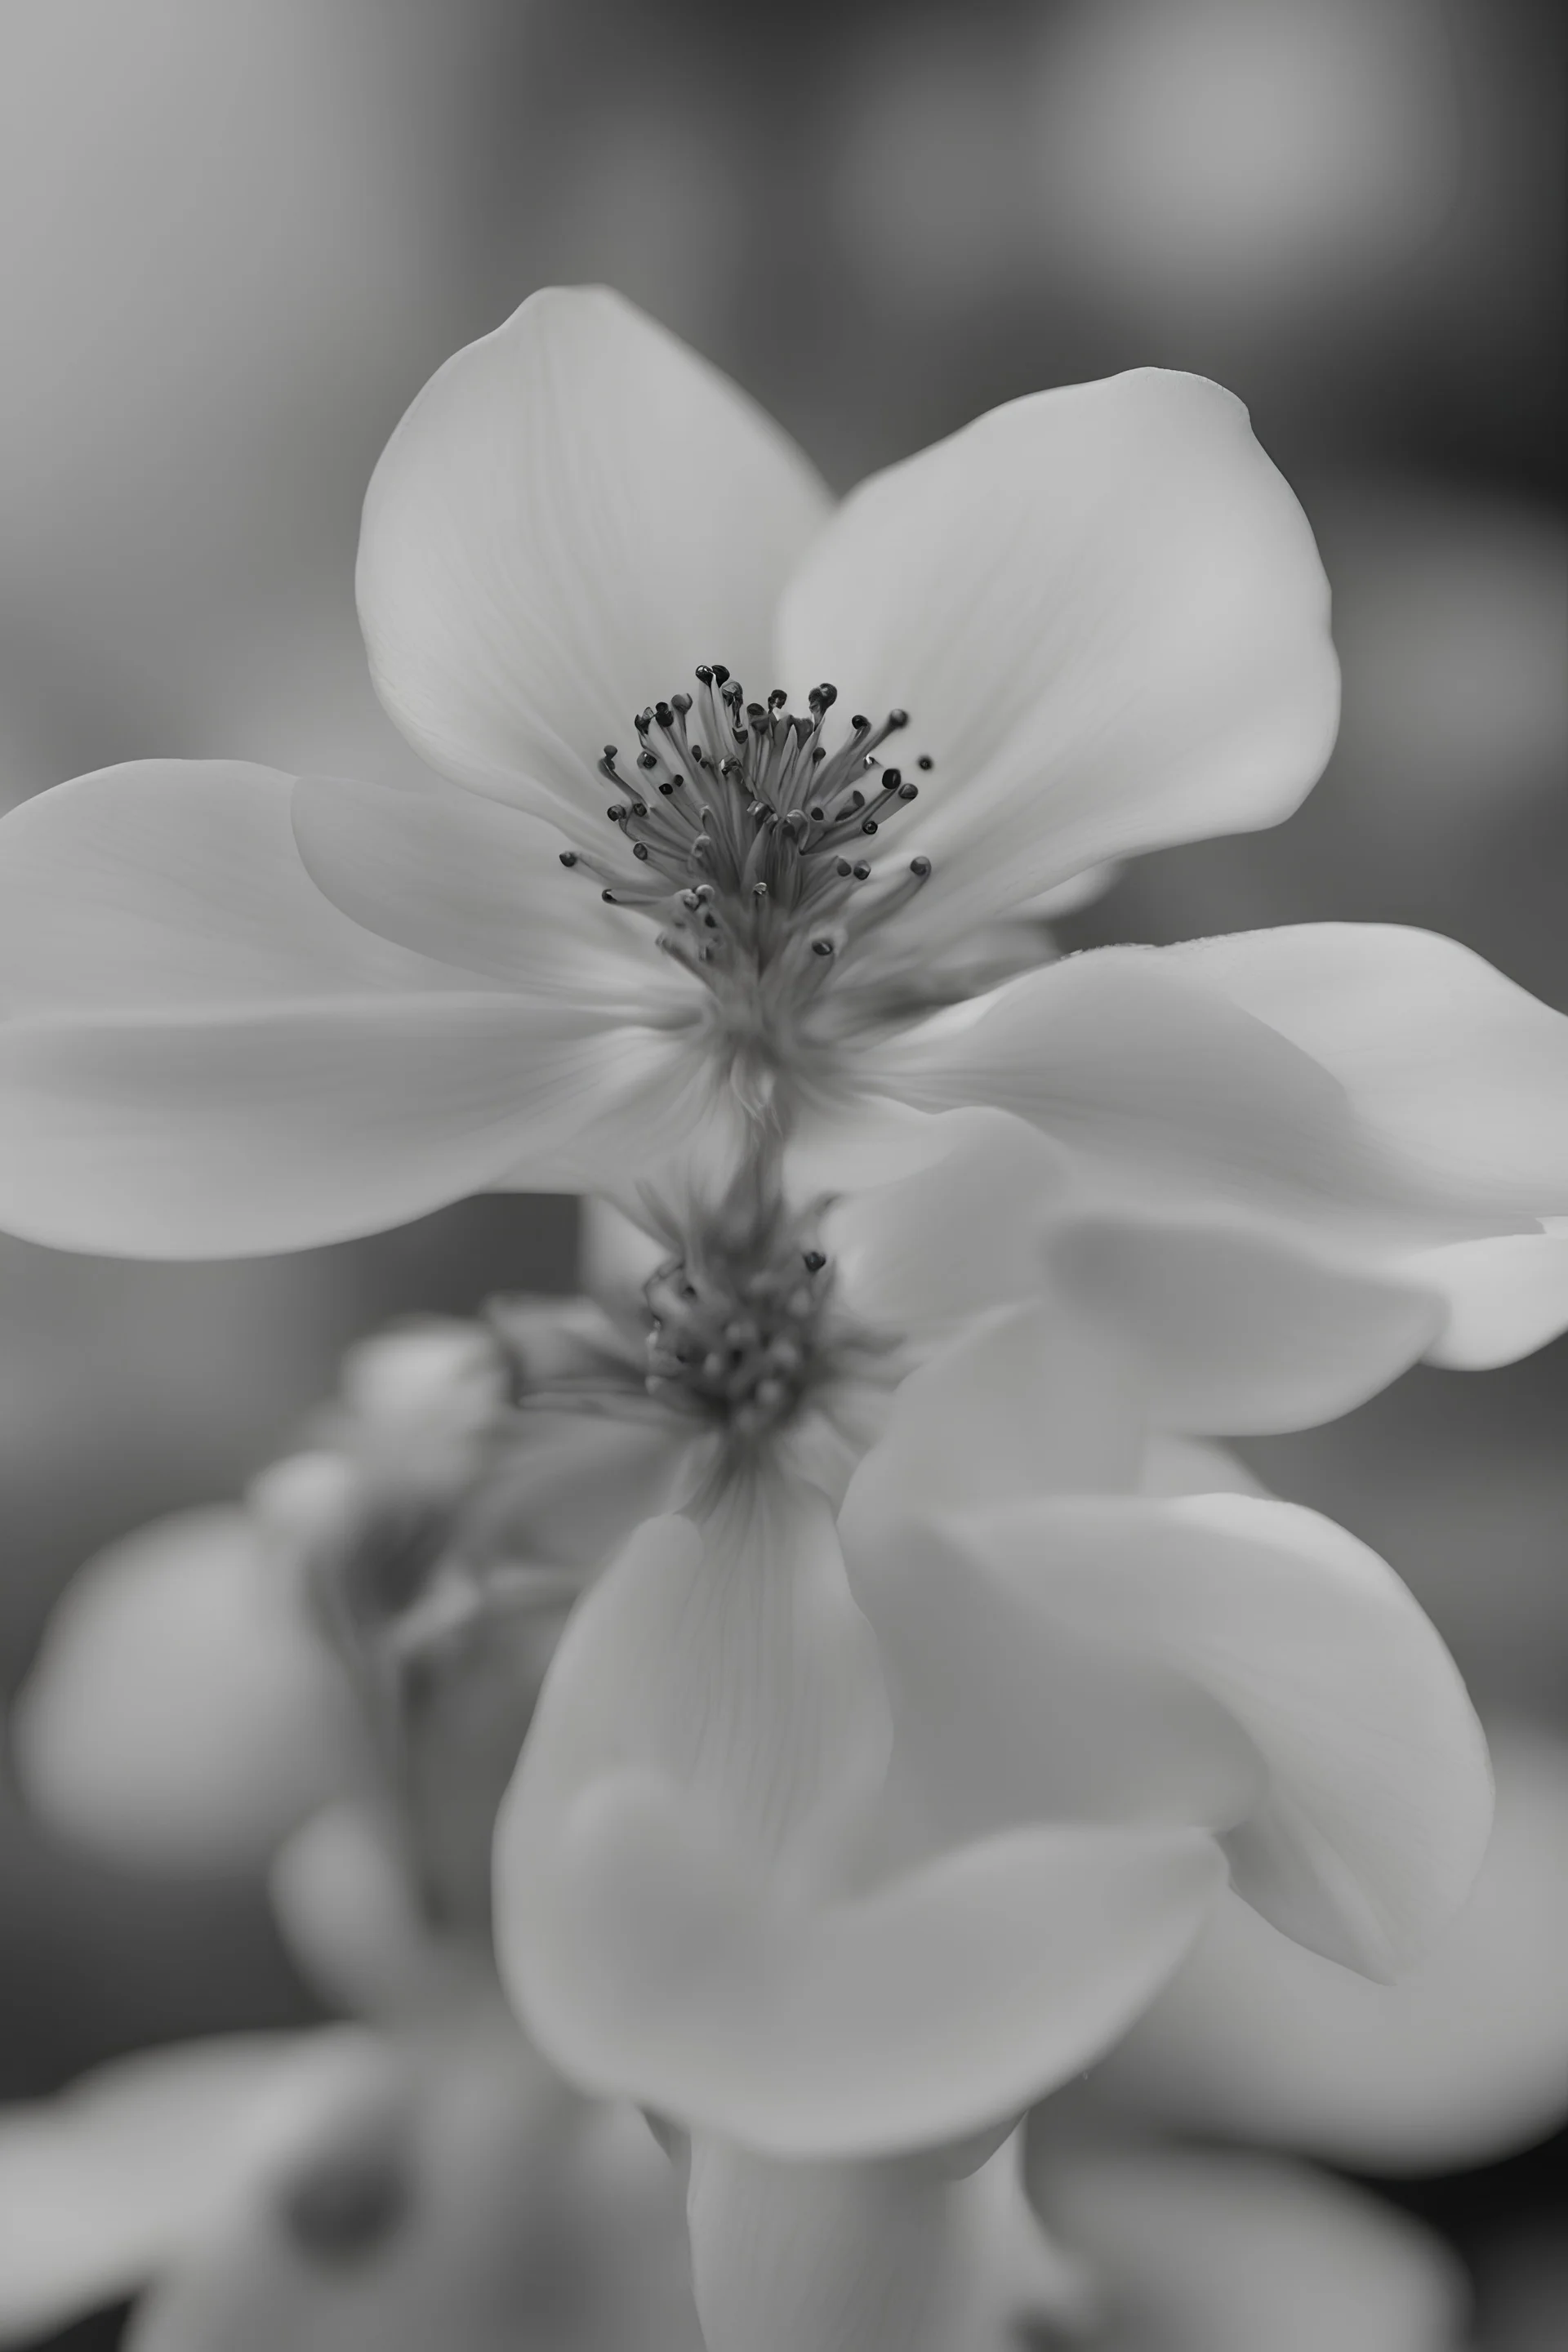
564,666,934,1016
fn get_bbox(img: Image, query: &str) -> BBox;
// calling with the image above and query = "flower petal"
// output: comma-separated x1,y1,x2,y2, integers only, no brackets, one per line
533,1775,1220,2158
0,2033,381,2345
0,761,467,1017
357,286,832,839
777,368,1337,938
0,995,710,1256
1164,924,1568,1217
1418,1221,1568,1369
496,1482,1219,2158
11,1508,356,1872
1045,1213,1444,1434
1031,2145,1468,2352
0,759,710,1254
946,1494,1492,1978
1098,1723,1568,2174
840,1499,1263,1856
866,949,1485,1248
837,1302,1147,1536
290,770,688,1014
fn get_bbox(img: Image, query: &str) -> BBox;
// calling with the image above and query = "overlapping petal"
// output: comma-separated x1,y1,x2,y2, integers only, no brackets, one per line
942,1493,1492,1977
494,1479,1221,2160
357,287,832,840
1418,1220,1568,1369
861,948,1486,1245
1097,1724,1568,2173
1031,2145,1468,2352
1165,924,1568,1217
777,366,1339,941
0,760,722,1254
11,1507,357,1872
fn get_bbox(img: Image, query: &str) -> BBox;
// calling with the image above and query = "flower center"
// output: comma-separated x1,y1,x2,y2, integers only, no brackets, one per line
560,666,934,1043
643,1195,837,1442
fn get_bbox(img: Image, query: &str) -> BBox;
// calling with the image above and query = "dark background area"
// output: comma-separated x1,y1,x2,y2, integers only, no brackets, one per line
0,1,1561,2341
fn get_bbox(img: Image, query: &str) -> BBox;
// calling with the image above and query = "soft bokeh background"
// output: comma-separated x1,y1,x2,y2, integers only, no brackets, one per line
0,1,1561,2343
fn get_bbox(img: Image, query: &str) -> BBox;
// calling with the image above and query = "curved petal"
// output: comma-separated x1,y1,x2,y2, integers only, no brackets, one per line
946,1494,1492,1978
840,1505,1263,1856
1419,1221,1568,1369
12,1508,357,1872
0,996,712,1258
837,1302,1148,1536
0,761,470,1017
777,368,1338,940
1031,2146,1467,2352
1098,1724,1568,2174
1164,924,1568,1218
495,1483,1220,2158
866,950,1487,1250
0,2033,380,2347
0,759,710,1254
290,771,690,1017
827,1108,1075,1339
1044,1213,1444,1434
532,1775,1220,2158
358,286,832,839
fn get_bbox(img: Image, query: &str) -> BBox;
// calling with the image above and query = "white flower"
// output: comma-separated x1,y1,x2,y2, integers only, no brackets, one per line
0,2016,702,2352
492,1296,1491,2171
5,287,1561,1259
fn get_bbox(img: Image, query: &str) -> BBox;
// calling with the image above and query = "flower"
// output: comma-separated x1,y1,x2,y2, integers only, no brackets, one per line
4,287,1565,1260
0,1998,704,2351
492,1280,1491,2154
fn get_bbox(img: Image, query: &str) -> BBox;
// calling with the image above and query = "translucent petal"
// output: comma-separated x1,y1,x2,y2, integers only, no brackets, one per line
1165,924,1568,1217
947,1493,1492,1978
777,368,1338,941
357,286,831,840
1098,1724,1568,2173
866,949,1485,1250
1419,1220,1568,1369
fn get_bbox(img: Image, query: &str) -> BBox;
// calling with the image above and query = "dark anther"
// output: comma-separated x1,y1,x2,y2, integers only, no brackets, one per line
710,664,731,684
637,751,657,769
604,744,619,758
695,664,713,683
884,768,902,789
850,714,869,730
811,938,835,957
861,817,879,835
746,701,766,719
768,688,788,708
835,858,853,877
655,702,674,724
889,709,909,727
917,755,934,770
658,780,675,795
559,851,578,867
898,782,919,801
803,1250,827,1272
602,889,618,902
672,692,693,712
853,860,871,879
633,843,651,861
607,804,627,822
911,856,933,876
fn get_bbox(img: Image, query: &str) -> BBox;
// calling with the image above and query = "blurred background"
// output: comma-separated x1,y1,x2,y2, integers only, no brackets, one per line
0,1,1561,2342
